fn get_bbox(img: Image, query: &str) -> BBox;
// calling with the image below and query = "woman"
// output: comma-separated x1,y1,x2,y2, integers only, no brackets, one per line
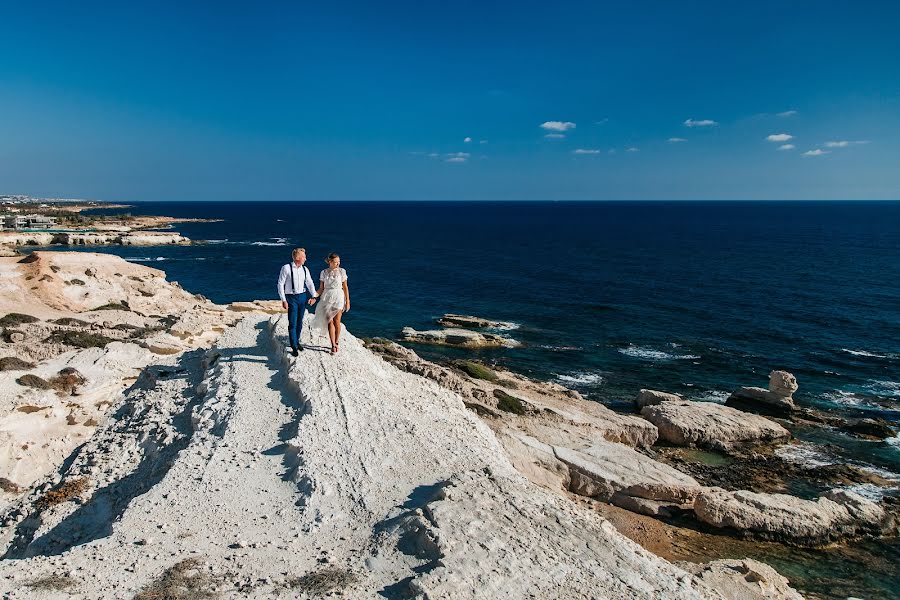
312,252,350,354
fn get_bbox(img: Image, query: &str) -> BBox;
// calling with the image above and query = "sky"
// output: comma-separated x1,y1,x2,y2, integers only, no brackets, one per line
1,0,899,201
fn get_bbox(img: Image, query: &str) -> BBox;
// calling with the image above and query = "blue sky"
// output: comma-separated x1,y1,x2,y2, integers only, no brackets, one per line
1,0,898,201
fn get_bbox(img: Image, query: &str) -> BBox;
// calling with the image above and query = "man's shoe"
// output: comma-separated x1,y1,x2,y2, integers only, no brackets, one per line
290,348,299,357
297,345,305,352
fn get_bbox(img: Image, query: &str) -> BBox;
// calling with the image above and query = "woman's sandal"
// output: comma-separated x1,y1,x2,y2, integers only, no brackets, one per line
331,344,338,354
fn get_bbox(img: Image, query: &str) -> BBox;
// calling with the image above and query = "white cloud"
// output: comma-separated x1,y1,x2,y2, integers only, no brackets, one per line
479,139,488,144
825,140,870,148
544,133,566,139
766,133,793,142
463,136,472,143
778,144,795,151
667,137,687,143
572,148,601,155
626,147,640,153
540,121,576,132
777,110,798,117
431,152,469,163
684,118,718,127
803,149,829,156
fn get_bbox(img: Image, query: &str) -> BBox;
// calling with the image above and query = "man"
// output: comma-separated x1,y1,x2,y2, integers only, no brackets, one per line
277,248,318,356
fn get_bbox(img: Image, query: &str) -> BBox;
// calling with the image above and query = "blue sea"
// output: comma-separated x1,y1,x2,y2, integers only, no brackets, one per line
74,200,899,597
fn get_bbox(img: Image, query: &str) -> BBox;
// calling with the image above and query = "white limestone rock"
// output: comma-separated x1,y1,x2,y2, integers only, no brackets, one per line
684,558,805,600
400,326,518,348
635,388,683,408
694,488,890,546
640,400,790,449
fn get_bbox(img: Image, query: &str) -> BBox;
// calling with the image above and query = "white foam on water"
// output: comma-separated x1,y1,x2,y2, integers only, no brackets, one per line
775,442,835,468
538,345,583,352
555,372,604,386
841,348,898,360
694,390,729,404
842,483,897,501
618,344,699,361
866,380,900,398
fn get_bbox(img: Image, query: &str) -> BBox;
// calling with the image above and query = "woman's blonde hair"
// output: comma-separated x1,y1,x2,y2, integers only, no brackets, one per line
325,252,340,263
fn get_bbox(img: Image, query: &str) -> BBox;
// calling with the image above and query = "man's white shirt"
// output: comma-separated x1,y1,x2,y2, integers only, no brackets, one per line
277,263,318,303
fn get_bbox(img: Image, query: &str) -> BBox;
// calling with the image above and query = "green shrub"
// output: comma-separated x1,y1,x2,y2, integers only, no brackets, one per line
90,301,130,311
46,330,112,349
494,389,525,415
53,317,91,327
0,313,39,327
17,374,51,390
0,356,36,371
455,360,498,382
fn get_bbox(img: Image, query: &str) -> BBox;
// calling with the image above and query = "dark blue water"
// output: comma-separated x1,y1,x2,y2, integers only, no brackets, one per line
58,200,900,597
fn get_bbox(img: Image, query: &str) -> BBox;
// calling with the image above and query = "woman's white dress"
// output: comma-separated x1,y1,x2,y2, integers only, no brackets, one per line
312,267,347,336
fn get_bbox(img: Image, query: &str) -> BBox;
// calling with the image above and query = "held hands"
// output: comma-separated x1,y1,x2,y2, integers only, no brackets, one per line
308,297,317,306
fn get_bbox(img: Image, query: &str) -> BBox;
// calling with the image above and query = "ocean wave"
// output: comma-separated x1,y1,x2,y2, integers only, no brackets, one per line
555,372,604,386
821,387,900,411
775,442,835,468
777,442,900,484
842,483,897,501
618,344,700,361
203,239,229,244
489,321,521,331
129,256,167,262
250,237,289,247
693,390,729,404
841,348,899,360
538,345,583,352
866,380,900,398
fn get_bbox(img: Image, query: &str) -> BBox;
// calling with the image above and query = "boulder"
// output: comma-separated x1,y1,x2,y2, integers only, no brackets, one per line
842,418,897,440
726,371,798,417
400,326,518,348
552,441,700,502
640,400,790,449
609,492,681,518
634,388,682,409
684,558,805,600
768,371,798,397
693,488,890,546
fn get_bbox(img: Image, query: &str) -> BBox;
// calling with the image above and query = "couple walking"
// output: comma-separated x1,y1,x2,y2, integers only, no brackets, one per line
276,247,350,356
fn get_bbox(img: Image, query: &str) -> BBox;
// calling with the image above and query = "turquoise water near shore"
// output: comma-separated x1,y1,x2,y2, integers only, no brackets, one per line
68,200,899,598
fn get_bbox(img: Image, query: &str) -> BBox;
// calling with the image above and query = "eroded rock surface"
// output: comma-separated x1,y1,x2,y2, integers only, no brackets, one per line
641,400,791,449
400,326,518,348
694,487,893,546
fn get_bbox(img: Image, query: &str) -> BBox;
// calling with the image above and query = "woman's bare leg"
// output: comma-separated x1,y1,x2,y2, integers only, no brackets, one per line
328,320,337,353
332,312,343,349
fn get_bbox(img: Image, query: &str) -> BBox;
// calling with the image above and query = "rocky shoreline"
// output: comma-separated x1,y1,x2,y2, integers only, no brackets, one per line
0,258,897,598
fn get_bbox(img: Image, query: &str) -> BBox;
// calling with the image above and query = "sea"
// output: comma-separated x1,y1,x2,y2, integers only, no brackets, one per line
71,200,899,598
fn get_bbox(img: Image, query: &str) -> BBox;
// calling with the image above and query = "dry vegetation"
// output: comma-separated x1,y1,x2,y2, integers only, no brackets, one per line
25,574,75,591
0,356,36,371
133,557,218,600
34,477,90,511
285,566,358,595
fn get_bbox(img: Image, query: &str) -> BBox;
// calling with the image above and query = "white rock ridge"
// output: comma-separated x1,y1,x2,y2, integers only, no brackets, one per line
0,315,802,598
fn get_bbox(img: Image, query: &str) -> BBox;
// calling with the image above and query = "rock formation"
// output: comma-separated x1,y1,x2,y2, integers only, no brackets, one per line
436,313,517,329
726,370,798,417
400,326,518,348
640,400,791,449
694,487,893,546
634,388,683,408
